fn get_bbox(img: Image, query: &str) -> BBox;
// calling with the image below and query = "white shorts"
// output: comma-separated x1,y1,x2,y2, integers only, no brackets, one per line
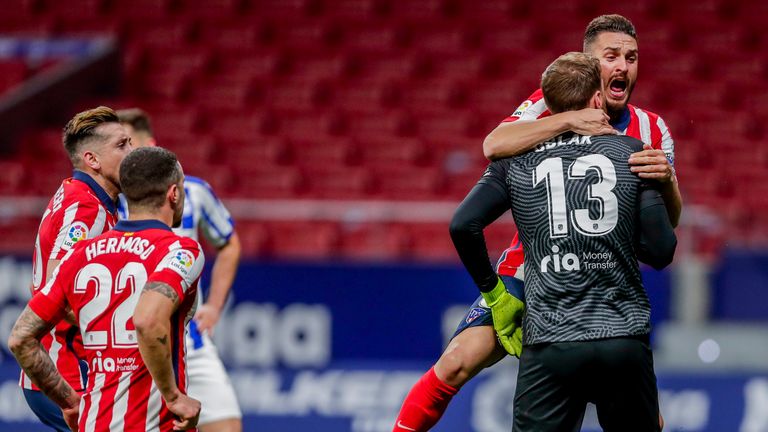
186,332,242,424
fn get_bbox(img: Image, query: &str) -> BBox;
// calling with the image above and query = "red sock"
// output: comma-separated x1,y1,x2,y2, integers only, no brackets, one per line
393,367,459,432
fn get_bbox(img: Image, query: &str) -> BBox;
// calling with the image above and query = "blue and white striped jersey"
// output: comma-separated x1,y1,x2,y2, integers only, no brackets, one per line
118,175,235,246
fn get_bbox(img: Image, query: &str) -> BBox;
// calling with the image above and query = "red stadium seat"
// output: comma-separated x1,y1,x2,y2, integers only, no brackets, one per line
397,80,466,114
372,166,443,200
345,111,414,139
338,223,410,261
300,165,374,199
233,166,303,198
331,80,399,113
288,136,357,167
319,0,382,19
236,222,270,257
338,23,408,52
224,137,291,174
358,136,427,168
266,221,340,260
406,222,457,262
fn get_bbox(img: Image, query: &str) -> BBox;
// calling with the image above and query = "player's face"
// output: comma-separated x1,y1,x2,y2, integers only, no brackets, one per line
587,32,638,117
122,124,156,148
92,123,133,190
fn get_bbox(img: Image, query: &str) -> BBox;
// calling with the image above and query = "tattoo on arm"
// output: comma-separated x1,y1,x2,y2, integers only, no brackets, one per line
156,335,167,345
9,307,76,408
142,282,179,306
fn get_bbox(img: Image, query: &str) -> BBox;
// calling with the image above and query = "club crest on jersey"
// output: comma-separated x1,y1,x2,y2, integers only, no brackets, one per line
540,245,580,273
512,100,532,117
64,222,89,249
466,307,487,324
170,249,195,276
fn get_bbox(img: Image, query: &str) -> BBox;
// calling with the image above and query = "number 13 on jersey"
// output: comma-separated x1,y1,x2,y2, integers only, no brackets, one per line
533,154,619,239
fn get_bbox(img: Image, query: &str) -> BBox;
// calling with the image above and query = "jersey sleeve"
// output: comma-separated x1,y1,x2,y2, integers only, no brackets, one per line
147,238,205,300
500,89,549,123
656,115,675,167
477,160,511,196
191,180,235,248
29,247,78,323
51,199,109,260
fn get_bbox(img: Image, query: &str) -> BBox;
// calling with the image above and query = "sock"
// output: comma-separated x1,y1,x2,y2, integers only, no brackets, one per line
393,367,459,432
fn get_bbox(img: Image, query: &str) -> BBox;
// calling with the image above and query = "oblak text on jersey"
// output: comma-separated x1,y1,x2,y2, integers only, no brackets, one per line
85,235,156,261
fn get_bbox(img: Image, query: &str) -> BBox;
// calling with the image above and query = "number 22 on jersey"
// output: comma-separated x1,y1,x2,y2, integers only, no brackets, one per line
74,262,146,350
533,154,619,239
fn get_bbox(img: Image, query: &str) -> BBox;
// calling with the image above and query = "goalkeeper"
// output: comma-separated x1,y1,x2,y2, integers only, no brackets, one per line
397,52,677,432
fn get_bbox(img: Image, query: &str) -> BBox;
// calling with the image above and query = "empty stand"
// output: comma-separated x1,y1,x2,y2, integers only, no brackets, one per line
1,0,767,259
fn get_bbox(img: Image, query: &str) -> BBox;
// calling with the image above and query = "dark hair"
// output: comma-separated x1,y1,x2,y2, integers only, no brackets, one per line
541,52,602,114
62,106,120,165
116,108,154,135
583,14,637,50
119,147,182,209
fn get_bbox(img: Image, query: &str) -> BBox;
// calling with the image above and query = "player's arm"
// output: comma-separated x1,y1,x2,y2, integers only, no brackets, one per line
195,181,240,334
134,281,200,430
635,185,678,270
196,232,240,334
134,281,182,401
41,259,77,326
629,143,682,227
483,109,616,160
450,162,524,356
8,307,78,409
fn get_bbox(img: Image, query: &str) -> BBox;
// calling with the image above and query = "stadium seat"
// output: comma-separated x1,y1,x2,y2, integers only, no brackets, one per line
233,166,303,198
358,136,427,168
372,166,443,200
338,223,410,261
288,136,357,167
300,165,374,199
406,222,458,262
266,221,340,260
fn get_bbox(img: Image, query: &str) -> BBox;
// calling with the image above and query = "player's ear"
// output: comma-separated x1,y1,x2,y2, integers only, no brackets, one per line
81,150,100,170
592,90,604,110
168,183,179,205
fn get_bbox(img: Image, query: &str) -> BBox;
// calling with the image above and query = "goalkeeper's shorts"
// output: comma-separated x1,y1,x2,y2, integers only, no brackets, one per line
452,275,524,340
514,334,660,432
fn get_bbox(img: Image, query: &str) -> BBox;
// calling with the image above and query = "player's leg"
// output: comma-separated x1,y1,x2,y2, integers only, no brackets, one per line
593,336,661,432
393,296,505,432
513,342,588,432
186,331,242,432
23,389,71,432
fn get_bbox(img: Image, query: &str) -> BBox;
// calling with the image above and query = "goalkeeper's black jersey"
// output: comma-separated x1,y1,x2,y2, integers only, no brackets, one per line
480,133,652,345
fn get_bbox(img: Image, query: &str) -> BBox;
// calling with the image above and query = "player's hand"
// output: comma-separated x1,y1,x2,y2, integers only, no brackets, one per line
165,393,201,431
566,108,617,136
629,144,674,183
481,278,525,357
193,304,221,336
62,398,80,432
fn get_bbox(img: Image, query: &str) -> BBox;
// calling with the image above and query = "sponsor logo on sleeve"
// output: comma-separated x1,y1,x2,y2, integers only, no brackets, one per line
169,249,195,277
63,222,89,249
466,307,488,324
512,100,532,117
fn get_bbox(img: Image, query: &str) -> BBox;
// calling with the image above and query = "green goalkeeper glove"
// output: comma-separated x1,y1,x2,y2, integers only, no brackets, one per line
481,277,525,357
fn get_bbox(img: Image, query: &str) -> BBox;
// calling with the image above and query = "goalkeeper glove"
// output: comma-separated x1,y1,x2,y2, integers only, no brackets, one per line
481,277,525,357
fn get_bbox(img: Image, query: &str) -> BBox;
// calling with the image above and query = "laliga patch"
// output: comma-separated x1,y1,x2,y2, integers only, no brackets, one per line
169,249,195,277
466,307,487,324
63,222,89,249
512,100,532,117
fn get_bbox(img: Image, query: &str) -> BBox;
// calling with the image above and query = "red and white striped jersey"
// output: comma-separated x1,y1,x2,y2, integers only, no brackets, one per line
496,89,676,276
23,170,119,391
28,219,204,432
